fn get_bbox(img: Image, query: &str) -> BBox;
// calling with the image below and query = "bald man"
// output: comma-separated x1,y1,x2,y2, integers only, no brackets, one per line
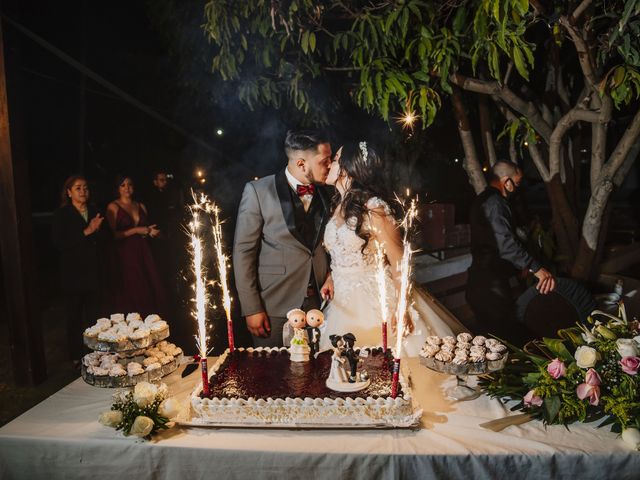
466,161,555,344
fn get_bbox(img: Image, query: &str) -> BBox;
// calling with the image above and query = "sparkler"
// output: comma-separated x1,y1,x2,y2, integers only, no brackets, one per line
188,193,211,397
395,109,418,131
373,239,389,353
391,198,418,398
208,203,235,353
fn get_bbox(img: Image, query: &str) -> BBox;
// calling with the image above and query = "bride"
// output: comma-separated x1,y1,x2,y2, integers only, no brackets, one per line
318,141,468,356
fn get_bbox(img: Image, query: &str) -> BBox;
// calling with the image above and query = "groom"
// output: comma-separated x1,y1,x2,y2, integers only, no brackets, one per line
233,130,332,347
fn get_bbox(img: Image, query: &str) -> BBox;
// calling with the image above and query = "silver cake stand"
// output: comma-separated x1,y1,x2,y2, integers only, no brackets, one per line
420,354,508,401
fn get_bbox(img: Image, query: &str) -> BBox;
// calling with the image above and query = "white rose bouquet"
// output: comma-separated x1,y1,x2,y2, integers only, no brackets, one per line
98,382,181,439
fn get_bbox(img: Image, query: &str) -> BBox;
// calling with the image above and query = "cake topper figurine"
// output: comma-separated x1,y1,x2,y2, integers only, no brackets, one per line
305,309,324,358
325,333,370,392
286,309,310,362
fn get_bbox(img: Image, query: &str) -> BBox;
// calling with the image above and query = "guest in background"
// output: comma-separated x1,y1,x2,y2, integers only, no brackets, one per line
106,175,166,316
52,175,105,364
466,161,555,345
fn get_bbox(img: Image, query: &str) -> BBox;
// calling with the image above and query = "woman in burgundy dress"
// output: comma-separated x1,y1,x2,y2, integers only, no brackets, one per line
106,175,167,316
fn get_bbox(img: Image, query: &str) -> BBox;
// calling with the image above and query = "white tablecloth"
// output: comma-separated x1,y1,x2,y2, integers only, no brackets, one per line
0,358,638,479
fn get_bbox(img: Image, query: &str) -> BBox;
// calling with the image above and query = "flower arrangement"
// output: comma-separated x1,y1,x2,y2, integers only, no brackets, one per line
98,382,182,439
480,303,640,449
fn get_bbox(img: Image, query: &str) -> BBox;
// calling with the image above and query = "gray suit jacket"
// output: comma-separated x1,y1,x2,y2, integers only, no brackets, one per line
233,169,330,318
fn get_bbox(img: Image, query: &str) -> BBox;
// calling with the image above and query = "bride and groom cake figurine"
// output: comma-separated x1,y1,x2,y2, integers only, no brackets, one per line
286,308,369,392
285,308,324,361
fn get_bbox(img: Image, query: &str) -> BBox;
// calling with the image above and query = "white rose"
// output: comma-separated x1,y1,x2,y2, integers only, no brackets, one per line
575,346,599,368
157,383,169,400
616,339,639,358
622,428,640,451
130,416,155,438
98,410,123,428
158,398,182,420
133,382,158,408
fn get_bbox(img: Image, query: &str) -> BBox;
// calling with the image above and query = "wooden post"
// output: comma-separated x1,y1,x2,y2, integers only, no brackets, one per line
0,19,46,385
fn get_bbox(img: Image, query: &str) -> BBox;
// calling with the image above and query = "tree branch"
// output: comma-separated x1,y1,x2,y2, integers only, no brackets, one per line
558,16,599,90
450,73,553,144
550,108,601,177
529,141,551,182
570,0,593,24
605,108,640,177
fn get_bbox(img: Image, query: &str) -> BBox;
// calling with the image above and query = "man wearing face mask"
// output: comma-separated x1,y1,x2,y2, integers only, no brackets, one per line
466,161,555,344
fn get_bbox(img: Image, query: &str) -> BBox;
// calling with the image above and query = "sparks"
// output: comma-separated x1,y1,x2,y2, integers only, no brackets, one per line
188,192,212,396
208,202,235,352
396,110,418,131
391,198,418,398
373,238,389,352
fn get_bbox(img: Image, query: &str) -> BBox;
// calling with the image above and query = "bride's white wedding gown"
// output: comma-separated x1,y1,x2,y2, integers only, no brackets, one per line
320,197,468,356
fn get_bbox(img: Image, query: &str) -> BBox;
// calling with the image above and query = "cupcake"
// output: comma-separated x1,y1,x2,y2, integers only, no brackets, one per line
110,313,125,324
130,327,151,349
457,333,473,344
472,335,487,346
146,362,163,381
425,336,442,346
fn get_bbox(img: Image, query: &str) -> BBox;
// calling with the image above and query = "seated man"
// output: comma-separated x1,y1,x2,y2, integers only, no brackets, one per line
466,161,555,345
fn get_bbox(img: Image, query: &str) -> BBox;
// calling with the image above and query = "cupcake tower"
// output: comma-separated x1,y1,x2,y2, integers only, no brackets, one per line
81,313,181,388
419,333,508,375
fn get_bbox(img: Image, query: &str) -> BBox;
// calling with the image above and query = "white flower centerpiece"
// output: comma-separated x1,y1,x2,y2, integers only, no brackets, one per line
98,382,182,439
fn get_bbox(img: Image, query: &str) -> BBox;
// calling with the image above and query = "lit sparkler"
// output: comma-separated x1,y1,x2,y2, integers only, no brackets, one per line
188,193,212,397
391,198,418,398
373,239,389,353
208,202,235,353
395,109,418,131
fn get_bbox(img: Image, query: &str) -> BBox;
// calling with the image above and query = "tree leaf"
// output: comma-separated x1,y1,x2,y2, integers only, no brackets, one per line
542,338,573,361
544,396,561,423
301,30,309,54
309,32,316,52
513,45,529,80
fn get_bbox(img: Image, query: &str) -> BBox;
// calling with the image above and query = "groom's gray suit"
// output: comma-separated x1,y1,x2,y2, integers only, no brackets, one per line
233,169,331,347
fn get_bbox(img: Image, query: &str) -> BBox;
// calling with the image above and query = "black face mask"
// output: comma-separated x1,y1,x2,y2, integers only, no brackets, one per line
504,178,518,200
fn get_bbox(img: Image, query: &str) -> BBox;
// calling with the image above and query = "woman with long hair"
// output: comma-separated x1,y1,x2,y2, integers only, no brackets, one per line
52,175,105,363
319,142,467,355
106,175,166,316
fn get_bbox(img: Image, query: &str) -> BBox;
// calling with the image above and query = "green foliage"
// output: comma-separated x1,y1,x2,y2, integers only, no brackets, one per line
479,307,640,433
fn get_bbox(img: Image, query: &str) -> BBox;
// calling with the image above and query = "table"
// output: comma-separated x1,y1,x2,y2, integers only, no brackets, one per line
0,358,638,479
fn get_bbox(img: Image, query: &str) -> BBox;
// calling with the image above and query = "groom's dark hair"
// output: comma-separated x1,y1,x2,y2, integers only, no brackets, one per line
284,129,330,156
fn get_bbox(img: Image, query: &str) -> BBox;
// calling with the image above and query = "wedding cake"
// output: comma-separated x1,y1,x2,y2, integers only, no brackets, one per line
190,346,421,427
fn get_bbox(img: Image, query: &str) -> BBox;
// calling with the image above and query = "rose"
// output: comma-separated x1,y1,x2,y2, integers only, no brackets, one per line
619,356,640,375
574,346,599,368
98,410,123,428
546,358,566,379
130,416,155,438
523,389,543,407
584,368,601,386
157,383,169,400
133,382,158,408
622,428,640,451
158,398,182,420
617,339,639,358
576,383,600,406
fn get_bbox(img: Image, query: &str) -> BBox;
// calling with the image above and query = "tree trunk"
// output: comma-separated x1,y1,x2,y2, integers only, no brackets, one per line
451,86,486,194
570,178,614,280
545,175,580,271
478,94,497,166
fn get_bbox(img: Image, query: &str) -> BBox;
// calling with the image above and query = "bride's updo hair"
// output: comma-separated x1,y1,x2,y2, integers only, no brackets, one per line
334,142,397,253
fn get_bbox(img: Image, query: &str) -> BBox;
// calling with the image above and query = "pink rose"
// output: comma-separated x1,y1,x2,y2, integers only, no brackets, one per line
546,358,566,379
619,356,640,375
523,389,543,407
576,383,600,406
584,368,601,386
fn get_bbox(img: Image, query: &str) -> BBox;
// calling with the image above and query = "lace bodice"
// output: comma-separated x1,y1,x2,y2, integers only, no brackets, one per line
323,197,393,270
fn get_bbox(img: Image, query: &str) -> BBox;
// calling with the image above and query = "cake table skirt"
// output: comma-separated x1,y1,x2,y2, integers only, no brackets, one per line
0,359,637,480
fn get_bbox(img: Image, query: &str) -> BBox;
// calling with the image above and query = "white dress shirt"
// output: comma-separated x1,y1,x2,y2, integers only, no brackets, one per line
285,167,313,212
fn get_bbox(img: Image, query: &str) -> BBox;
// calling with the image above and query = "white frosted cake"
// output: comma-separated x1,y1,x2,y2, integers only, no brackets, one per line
190,347,421,427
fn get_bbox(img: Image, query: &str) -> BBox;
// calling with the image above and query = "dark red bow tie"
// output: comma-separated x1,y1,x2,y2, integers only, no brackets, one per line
296,184,315,196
